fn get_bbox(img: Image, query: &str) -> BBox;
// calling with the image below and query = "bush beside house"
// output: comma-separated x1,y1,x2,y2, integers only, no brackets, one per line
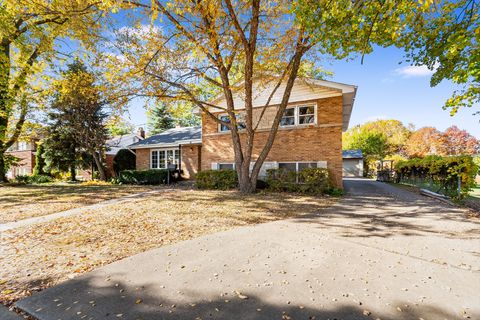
196,169,238,190
118,169,169,185
266,167,334,195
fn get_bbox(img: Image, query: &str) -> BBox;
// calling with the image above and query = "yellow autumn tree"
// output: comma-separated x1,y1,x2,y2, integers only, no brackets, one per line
106,0,446,192
0,0,122,181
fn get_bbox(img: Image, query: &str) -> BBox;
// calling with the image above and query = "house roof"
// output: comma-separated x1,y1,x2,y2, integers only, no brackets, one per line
129,127,202,149
204,76,357,132
342,149,363,159
106,133,144,155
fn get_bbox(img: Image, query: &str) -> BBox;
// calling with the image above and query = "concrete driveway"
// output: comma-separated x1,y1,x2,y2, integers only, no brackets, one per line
16,178,480,320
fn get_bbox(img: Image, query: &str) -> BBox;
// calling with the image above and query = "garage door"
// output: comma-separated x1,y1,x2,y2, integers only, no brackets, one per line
343,159,362,177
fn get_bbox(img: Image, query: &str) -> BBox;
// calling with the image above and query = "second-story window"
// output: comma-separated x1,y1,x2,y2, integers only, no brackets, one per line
298,105,315,124
280,107,295,126
18,141,28,151
280,104,316,127
218,113,246,132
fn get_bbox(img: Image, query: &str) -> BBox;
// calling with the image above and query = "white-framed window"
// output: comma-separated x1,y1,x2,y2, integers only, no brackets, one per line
218,163,235,170
18,141,28,151
280,104,316,127
218,113,246,132
278,162,318,172
151,149,180,169
278,162,321,183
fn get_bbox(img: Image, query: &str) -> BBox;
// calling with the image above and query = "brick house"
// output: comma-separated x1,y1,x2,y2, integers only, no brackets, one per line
129,78,357,188
6,140,38,179
105,128,145,178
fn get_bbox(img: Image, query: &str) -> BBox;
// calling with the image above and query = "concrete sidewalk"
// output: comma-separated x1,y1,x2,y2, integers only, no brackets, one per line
15,179,480,319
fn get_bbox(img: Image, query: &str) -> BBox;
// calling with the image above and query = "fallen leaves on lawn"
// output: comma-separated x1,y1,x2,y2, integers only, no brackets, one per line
0,184,159,223
0,189,334,305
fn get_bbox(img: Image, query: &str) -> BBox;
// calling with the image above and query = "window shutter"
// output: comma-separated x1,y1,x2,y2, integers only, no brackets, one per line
317,161,327,168
211,162,219,170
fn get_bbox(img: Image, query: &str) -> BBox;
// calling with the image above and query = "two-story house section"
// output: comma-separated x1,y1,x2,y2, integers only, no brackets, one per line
129,77,356,188
6,139,38,179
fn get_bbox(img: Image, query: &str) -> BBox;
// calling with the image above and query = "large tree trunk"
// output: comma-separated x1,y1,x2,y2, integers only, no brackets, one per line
0,149,7,182
92,152,107,181
0,41,11,183
69,164,77,182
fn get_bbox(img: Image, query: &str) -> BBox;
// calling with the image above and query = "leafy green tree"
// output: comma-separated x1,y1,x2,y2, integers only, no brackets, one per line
46,60,109,180
360,120,412,155
147,103,175,134
106,115,134,136
43,121,82,181
343,124,389,176
298,0,479,115
32,142,48,176
343,127,389,160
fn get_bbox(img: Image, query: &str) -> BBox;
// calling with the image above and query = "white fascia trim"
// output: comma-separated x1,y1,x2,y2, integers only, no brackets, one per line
129,139,202,150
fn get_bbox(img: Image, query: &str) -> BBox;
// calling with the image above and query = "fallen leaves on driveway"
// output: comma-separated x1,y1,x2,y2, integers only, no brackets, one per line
0,189,334,305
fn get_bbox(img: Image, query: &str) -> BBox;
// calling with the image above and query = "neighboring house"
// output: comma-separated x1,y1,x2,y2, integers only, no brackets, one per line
6,139,38,179
342,149,364,177
129,77,357,187
105,128,145,177
130,126,202,179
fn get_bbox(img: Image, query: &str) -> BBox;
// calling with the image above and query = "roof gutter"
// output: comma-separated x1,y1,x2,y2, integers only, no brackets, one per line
128,139,202,149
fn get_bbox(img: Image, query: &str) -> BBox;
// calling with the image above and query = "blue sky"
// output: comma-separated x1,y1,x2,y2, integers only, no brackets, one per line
326,47,479,137
124,45,479,138
110,7,478,138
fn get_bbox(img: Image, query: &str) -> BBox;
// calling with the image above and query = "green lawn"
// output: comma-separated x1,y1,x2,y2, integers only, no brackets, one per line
469,186,480,199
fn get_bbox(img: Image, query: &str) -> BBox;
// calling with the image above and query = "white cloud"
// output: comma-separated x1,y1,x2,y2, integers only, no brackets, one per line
394,65,437,78
116,25,161,37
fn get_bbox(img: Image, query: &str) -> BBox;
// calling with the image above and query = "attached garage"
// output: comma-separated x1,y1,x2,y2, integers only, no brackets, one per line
342,149,364,177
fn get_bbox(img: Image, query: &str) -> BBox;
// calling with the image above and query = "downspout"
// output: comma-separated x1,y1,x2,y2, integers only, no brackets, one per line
178,144,182,175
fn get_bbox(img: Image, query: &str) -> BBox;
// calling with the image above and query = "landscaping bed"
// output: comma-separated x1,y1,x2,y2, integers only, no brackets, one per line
0,183,159,224
0,189,335,306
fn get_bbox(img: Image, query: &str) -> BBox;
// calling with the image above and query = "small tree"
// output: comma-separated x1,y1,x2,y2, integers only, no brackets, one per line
43,118,86,181
147,103,175,134
343,126,389,176
113,149,136,176
32,142,47,176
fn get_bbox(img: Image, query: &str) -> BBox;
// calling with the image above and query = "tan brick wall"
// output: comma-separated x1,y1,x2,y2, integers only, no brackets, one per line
7,150,35,177
180,145,201,179
135,149,150,170
135,146,201,180
201,96,344,188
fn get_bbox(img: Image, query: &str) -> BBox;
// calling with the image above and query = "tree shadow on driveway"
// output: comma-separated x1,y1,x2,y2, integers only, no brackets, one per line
16,272,473,320
292,179,480,240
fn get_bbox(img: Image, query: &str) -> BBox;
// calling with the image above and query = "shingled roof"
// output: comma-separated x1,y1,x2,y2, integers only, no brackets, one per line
129,126,201,149
342,149,363,159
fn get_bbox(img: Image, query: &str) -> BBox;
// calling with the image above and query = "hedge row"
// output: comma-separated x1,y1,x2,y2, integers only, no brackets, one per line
196,169,238,190
195,167,340,195
118,169,169,185
15,174,53,184
395,155,478,198
266,167,334,194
